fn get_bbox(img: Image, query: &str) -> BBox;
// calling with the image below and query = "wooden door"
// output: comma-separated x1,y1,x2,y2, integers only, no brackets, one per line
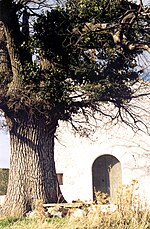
92,155,122,201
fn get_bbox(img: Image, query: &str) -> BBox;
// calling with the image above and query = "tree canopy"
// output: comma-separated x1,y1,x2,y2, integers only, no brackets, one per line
0,0,149,126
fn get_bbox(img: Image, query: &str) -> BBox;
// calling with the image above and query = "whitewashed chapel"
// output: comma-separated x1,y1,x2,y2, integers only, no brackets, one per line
54,81,150,206
0,82,150,207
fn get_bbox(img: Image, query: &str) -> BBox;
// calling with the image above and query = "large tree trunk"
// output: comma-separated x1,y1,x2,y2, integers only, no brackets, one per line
1,112,65,217
0,0,65,217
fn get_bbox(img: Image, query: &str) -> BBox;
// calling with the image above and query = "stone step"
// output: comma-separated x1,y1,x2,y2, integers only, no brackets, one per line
43,202,86,208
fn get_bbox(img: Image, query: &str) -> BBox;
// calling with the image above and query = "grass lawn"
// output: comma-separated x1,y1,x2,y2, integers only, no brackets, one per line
0,211,150,229
0,217,69,229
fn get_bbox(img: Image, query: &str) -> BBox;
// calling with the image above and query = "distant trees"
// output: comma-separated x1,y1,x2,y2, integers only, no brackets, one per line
0,169,9,195
0,0,149,216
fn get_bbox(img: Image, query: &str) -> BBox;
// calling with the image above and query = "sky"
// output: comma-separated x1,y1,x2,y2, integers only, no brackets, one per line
0,0,149,168
0,132,10,168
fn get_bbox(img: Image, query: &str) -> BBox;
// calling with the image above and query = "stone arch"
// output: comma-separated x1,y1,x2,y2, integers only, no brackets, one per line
92,154,122,202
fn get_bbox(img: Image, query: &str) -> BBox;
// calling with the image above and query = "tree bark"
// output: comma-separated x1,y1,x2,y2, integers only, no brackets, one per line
0,0,66,217
0,21,12,90
1,112,65,217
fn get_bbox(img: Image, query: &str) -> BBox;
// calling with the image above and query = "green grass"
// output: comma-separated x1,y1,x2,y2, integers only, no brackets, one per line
0,217,69,229
0,213,149,229
0,217,18,228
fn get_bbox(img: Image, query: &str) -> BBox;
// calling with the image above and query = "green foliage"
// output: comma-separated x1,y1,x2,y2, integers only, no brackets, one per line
1,0,149,120
32,0,141,115
66,0,135,23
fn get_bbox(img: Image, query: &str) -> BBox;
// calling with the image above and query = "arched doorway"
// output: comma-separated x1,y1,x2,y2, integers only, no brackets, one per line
92,154,122,202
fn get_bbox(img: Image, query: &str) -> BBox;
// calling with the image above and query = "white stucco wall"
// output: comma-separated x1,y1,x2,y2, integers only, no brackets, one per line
54,85,150,206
